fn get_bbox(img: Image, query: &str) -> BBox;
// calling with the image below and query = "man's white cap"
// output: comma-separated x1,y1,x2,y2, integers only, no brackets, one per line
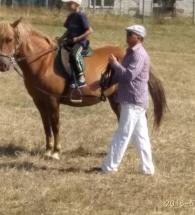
126,25,146,38
61,0,82,5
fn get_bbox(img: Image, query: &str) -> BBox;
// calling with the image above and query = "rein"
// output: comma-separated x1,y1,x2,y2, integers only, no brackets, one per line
15,47,58,63
9,48,73,100
0,46,57,63
0,43,108,102
13,63,74,99
13,62,101,102
7,46,104,102
0,45,71,99
0,44,58,69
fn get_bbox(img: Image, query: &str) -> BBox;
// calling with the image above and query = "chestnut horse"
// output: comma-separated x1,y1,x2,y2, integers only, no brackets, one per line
0,19,167,160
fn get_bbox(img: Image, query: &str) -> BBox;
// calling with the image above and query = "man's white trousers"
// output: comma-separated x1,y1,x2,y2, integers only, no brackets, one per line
101,103,155,175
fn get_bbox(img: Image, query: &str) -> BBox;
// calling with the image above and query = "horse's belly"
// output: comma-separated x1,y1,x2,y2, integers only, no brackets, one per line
60,95,101,107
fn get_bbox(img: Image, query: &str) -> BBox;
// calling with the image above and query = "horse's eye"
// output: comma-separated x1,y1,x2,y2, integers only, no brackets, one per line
5,38,13,43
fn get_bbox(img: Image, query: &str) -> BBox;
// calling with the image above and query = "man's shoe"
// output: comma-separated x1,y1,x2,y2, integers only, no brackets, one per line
87,167,108,174
138,170,154,176
88,167,117,174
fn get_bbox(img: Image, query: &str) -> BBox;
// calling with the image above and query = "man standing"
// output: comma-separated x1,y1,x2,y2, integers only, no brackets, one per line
101,25,155,175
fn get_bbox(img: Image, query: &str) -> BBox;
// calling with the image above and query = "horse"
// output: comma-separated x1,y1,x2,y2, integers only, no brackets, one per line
0,18,167,160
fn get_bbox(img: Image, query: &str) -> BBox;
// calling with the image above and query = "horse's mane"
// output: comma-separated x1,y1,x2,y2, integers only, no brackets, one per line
0,21,55,51
0,22,14,40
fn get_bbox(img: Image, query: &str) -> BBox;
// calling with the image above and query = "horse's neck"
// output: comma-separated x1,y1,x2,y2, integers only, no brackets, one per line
17,34,54,77
20,34,53,58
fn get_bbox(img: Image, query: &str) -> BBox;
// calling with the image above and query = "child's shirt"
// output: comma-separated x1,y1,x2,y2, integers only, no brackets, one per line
64,11,90,48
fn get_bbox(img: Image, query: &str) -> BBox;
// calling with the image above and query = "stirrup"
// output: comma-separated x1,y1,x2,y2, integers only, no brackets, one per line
70,82,86,89
70,88,83,104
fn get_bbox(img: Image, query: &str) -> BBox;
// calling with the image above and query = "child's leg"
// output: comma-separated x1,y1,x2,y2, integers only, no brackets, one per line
70,43,86,87
71,44,84,76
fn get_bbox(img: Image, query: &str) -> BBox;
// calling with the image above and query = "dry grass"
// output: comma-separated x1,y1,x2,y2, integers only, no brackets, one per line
0,8,195,215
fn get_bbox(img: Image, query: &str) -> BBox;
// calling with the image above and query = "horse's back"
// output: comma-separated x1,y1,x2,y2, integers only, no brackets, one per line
76,46,124,98
85,45,124,80
60,45,124,105
85,46,124,65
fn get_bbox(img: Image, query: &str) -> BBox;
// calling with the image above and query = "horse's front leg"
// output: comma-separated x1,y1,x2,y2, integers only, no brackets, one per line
33,99,53,158
50,103,61,160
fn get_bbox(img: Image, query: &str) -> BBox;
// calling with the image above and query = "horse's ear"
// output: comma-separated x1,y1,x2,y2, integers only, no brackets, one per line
11,17,23,28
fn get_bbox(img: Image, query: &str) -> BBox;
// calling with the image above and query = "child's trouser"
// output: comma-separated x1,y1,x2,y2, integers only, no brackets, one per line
70,43,84,77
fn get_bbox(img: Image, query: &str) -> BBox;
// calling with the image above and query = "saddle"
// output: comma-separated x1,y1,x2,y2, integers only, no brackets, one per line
55,45,93,79
54,43,114,104
54,44,93,103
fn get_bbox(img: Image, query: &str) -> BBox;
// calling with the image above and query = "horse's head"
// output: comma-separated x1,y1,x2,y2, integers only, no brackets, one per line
0,18,22,72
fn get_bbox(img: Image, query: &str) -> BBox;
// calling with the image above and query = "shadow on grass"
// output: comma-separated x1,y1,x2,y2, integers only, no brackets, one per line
0,161,45,171
0,141,44,158
0,143,106,173
0,142,106,159
0,143,27,157
62,146,106,158
0,161,91,173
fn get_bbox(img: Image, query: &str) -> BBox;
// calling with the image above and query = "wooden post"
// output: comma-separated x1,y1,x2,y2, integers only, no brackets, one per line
45,0,49,8
93,0,96,14
142,0,145,24
193,0,195,25
120,0,122,15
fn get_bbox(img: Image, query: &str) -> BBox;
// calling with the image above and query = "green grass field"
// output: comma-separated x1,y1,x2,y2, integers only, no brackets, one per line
0,7,195,215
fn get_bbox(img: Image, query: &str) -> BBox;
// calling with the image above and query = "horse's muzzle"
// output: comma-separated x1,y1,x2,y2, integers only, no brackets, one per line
0,56,11,72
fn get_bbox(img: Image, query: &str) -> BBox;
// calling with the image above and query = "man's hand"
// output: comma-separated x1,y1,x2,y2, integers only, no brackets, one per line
109,54,118,65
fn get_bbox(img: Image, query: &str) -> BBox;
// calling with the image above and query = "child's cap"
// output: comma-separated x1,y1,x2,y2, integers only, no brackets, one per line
62,0,82,5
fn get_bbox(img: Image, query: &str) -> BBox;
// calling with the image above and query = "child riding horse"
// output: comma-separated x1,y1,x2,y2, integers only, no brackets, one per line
60,0,93,88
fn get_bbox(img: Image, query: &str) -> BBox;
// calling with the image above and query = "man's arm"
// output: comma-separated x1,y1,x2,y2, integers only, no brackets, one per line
110,52,145,82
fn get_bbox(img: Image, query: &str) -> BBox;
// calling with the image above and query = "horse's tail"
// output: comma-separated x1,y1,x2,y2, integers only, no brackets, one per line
148,70,167,129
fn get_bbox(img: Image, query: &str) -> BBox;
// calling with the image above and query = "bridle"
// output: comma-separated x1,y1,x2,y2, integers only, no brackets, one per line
0,43,58,83
0,43,57,66
0,40,71,99
0,36,25,65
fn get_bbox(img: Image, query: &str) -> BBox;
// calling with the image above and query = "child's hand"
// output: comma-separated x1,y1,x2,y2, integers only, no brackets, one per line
109,54,118,65
55,36,60,41
73,37,79,43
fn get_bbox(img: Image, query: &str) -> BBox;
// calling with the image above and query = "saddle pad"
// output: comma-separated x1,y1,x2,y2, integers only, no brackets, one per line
55,46,93,78
82,47,93,57
54,48,72,78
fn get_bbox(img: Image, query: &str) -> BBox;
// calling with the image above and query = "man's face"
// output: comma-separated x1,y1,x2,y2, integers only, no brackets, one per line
67,2,79,11
126,31,142,48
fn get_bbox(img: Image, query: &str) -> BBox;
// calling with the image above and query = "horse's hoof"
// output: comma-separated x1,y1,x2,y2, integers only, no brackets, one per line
51,152,60,160
44,150,52,159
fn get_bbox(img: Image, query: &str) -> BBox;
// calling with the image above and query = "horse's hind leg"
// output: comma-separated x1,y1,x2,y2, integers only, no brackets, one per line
34,99,53,158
